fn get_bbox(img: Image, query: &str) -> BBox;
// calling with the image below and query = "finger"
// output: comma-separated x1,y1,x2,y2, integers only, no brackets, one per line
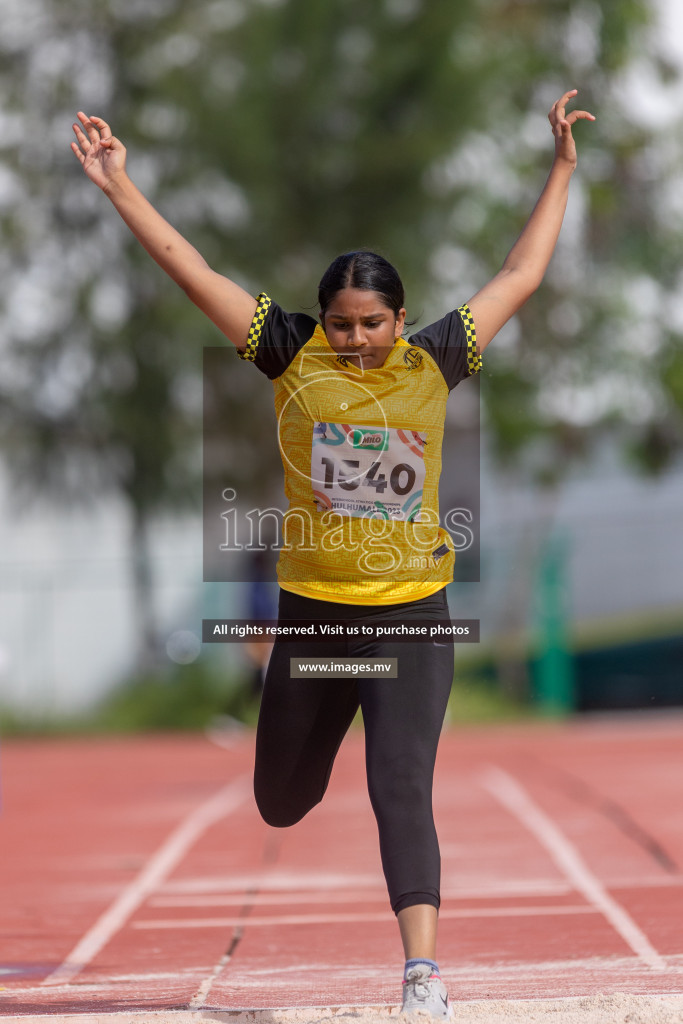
550,116,569,139
76,110,101,143
549,88,578,125
72,121,91,151
70,140,85,165
565,109,596,124
88,114,112,140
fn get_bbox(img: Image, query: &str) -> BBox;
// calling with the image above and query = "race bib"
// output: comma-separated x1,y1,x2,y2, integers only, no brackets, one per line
311,422,427,521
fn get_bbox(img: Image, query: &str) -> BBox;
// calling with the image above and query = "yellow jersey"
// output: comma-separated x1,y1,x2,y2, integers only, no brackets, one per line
238,295,481,605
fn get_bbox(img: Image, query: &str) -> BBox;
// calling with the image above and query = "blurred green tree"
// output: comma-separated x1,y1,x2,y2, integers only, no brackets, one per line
0,0,680,671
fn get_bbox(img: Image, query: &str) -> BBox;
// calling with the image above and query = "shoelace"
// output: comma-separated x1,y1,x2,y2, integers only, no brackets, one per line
410,981,430,1001
403,971,440,1002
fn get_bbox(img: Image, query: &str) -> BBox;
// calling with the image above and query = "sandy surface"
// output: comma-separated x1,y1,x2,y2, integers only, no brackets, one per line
3,993,683,1024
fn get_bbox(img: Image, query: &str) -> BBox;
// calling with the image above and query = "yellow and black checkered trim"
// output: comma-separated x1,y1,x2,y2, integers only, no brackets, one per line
458,303,482,376
238,292,272,362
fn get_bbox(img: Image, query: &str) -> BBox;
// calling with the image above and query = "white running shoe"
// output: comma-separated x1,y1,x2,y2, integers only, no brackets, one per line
401,964,454,1019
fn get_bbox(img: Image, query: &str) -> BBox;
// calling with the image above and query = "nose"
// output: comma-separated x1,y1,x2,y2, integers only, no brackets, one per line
347,324,367,348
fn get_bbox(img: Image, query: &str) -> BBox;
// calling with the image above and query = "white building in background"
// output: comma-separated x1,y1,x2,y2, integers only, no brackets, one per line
0,466,213,715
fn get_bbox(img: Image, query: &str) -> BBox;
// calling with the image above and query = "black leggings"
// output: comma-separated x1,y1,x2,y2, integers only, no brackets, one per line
253,588,454,913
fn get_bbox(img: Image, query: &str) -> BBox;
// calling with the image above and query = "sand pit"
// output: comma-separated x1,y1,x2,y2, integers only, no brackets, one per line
3,993,683,1024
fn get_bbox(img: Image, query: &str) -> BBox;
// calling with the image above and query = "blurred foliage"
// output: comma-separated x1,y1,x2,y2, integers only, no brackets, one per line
445,672,530,725
0,657,260,734
0,656,529,735
0,0,682,667
90,659,261,731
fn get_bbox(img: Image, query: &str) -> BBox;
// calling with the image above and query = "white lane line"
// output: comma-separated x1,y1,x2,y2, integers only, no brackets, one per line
148,873,683,908
41,774,251,987
481,766,667,972
155,877,575,900
11,954,683,997
149,880,574,907
132,905,597,929
188,944,234,1009
160,871,385,893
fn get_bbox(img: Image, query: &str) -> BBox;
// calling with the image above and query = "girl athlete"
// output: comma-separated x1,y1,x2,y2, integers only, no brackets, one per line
72,89,594,1018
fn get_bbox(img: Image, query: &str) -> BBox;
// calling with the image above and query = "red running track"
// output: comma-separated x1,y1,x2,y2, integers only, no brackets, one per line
0,714,682,1016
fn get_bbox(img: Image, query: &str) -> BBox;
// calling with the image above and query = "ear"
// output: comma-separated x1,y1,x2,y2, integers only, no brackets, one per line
395,307,407,337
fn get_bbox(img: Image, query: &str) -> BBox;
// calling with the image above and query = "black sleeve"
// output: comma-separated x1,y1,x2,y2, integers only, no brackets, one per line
409,303,482,391
237,293,318,380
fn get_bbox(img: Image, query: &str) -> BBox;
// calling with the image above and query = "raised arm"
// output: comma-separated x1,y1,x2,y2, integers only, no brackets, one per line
466,90,595,354
71,112,257,348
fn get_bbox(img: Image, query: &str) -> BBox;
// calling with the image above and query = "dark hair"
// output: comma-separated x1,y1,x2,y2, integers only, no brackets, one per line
318,251,406,316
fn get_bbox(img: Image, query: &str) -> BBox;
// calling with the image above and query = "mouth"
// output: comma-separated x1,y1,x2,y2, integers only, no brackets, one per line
336,348,386,372
345,351,373,368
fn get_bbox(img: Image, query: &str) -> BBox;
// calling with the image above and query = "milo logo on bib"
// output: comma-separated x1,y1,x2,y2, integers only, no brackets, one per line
351,429,388,451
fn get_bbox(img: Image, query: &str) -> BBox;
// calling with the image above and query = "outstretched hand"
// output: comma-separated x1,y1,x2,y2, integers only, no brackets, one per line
549,89,595,168
71,112,126,190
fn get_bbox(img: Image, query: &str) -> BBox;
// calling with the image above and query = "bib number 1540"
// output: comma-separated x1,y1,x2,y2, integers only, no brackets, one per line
319,457,416,496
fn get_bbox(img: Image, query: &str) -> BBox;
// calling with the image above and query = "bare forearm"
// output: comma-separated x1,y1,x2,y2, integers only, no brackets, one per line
72,113,257,345
103,172,209,292
465,90,594,352
501,157,574,291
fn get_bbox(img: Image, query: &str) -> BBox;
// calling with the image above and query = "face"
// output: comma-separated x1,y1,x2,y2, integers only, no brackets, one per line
320,288,406,371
